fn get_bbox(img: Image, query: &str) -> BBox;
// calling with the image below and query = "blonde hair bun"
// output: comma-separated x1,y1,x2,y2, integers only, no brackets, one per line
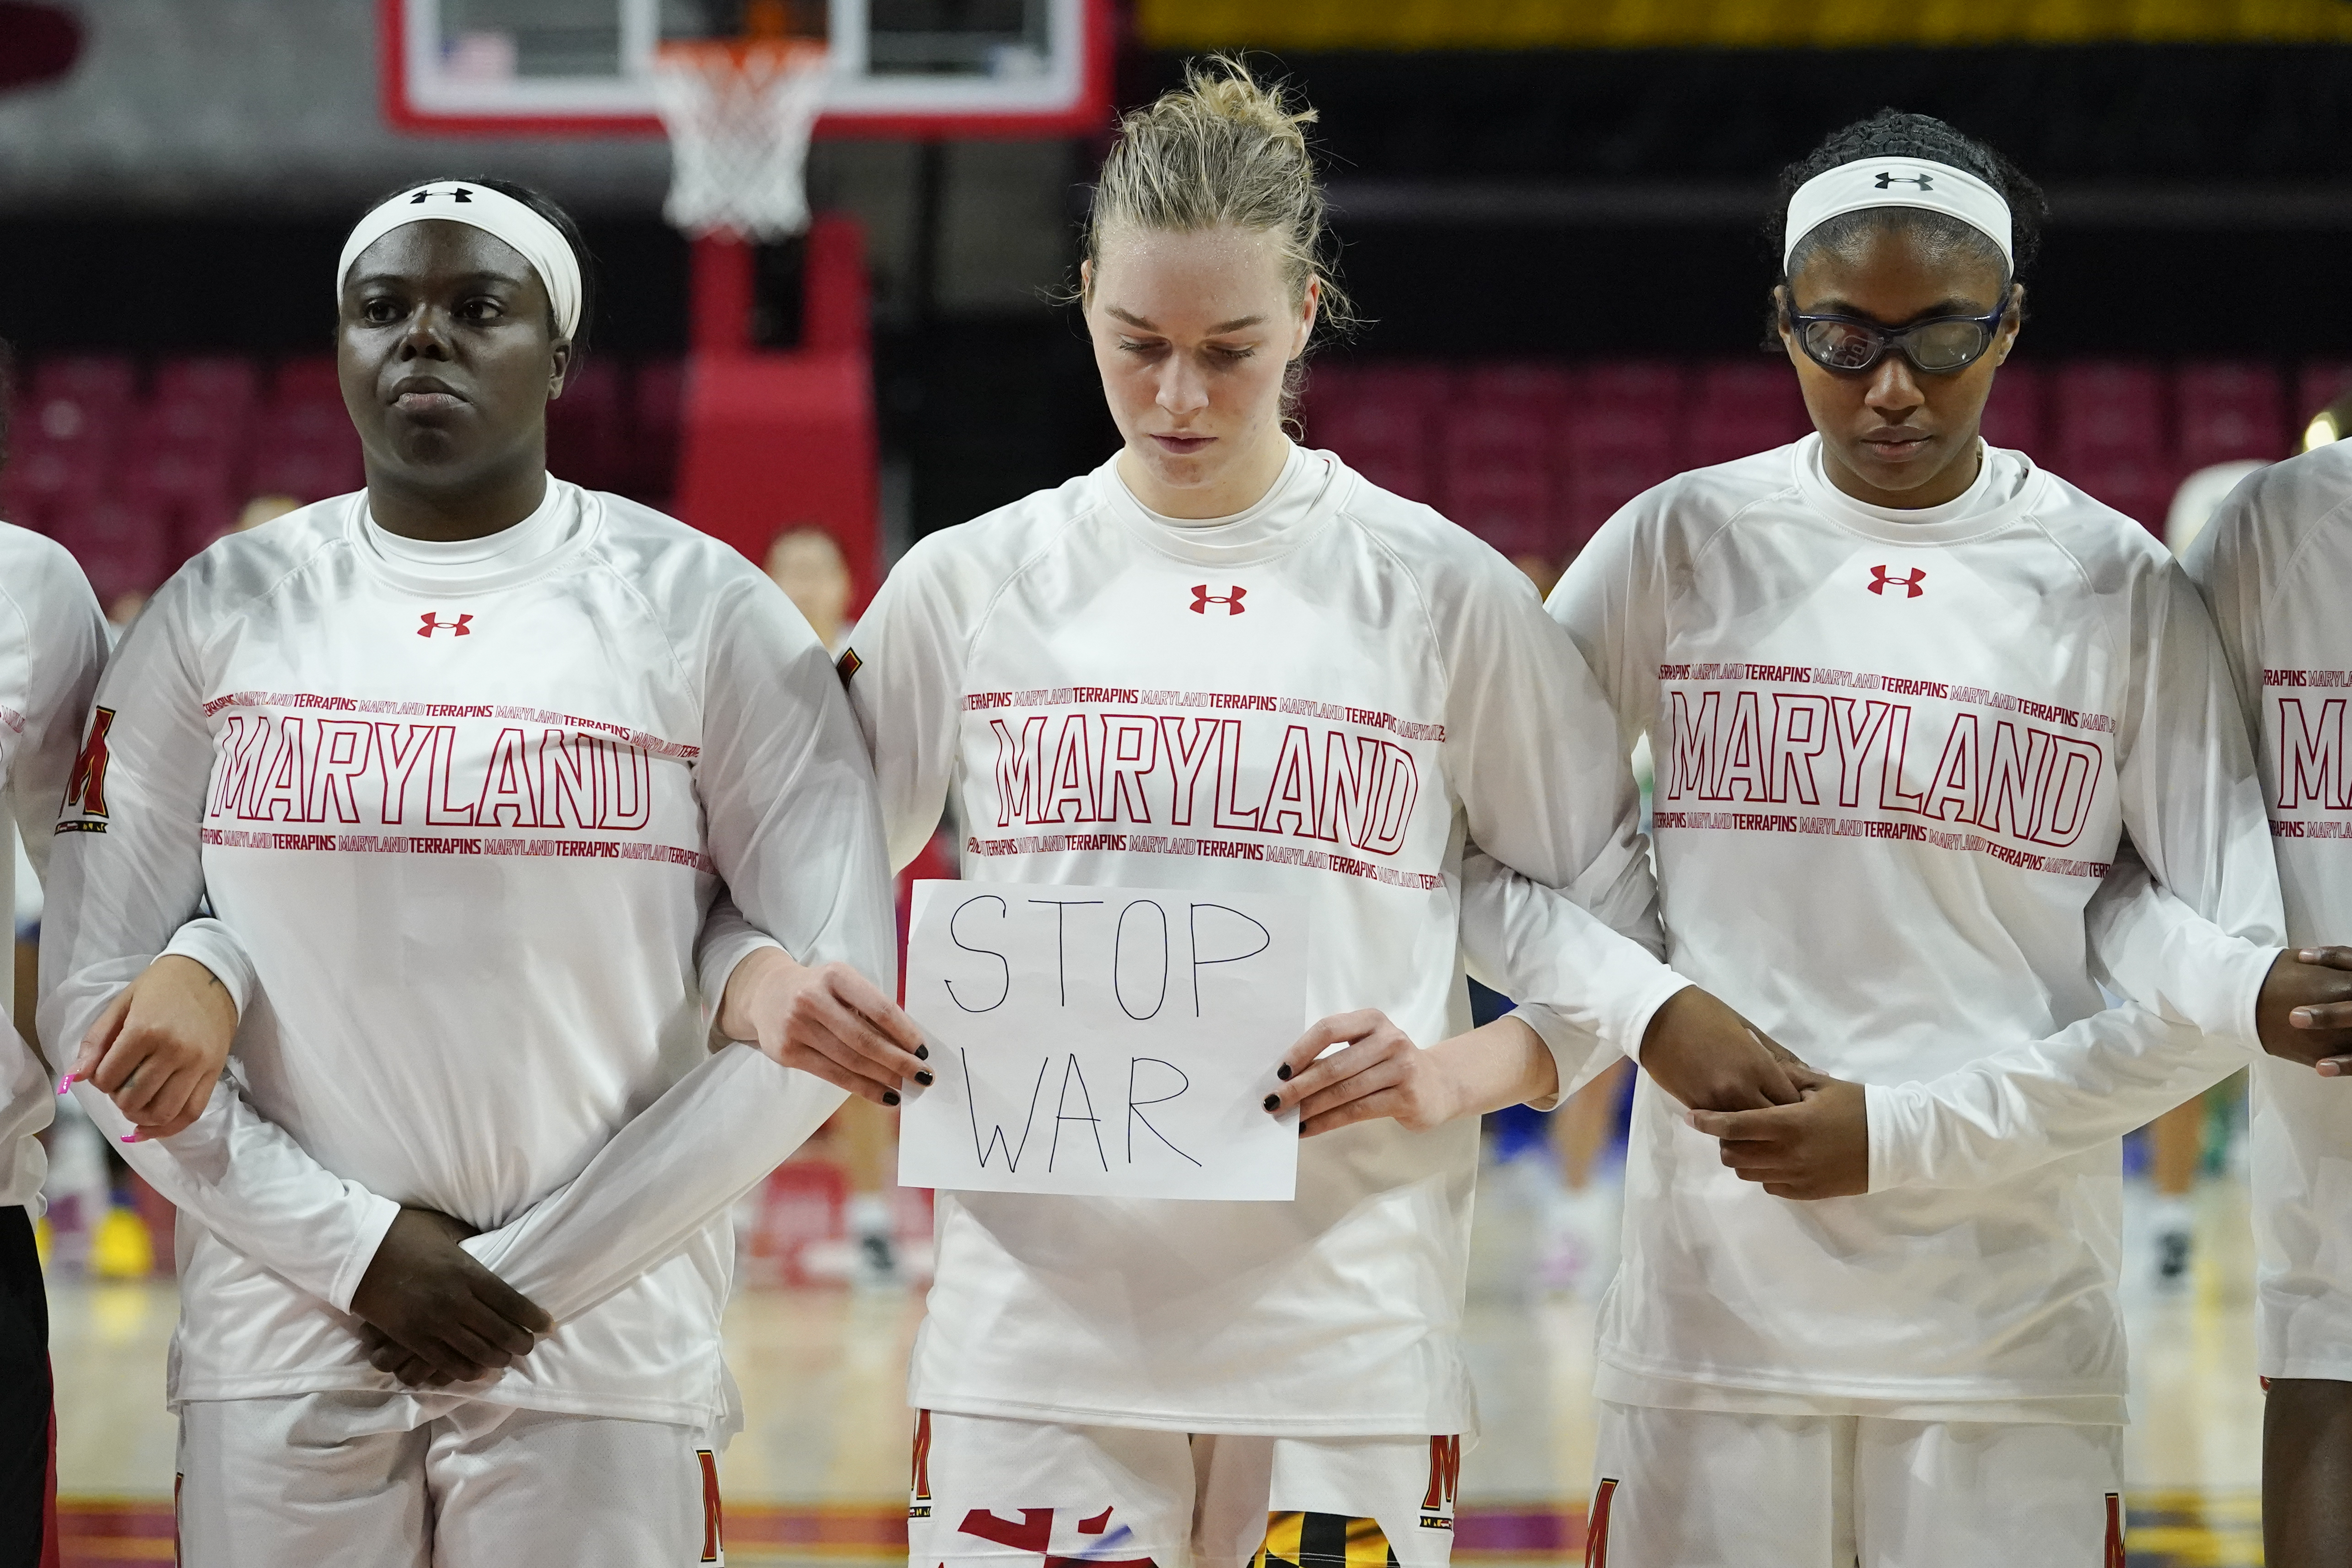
1083,54,1356,350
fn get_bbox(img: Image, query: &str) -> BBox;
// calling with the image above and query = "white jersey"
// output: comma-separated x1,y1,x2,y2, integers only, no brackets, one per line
844,445,1690,1436
0,523,106,1210
1546,435,2280,1423
2180,441,2352,1379
38,482,892,1429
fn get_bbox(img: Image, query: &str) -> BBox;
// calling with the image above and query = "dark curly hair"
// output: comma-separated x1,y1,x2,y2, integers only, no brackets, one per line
355,175,600,356
1767,109,2047,289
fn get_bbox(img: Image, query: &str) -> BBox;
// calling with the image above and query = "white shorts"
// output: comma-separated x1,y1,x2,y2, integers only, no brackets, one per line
174,1393,725,1568
2252,1053,2352,1380
908,1410,1461,1568
1584,1402,2125,1568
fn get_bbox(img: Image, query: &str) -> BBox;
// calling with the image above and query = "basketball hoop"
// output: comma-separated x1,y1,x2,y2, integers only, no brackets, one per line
651,37,830,242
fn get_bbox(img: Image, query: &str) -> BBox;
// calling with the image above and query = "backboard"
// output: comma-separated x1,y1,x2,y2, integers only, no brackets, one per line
382,0,1111,137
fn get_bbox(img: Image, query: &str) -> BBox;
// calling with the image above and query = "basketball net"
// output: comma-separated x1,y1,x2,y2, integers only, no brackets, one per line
651,37,830,242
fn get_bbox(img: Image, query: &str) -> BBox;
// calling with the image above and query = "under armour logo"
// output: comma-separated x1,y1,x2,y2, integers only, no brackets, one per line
418,612,474,637
1867,566,1927,598
411,185,474,203
1190,584,1246,616
1874,172,1933,190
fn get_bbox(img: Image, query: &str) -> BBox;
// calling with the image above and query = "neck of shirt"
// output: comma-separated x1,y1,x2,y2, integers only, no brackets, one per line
1100,441,1340,566
356,479,591,592
1793,432,2035,546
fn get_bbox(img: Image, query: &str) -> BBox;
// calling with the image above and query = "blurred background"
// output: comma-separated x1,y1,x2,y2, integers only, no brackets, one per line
9,2,2346,1563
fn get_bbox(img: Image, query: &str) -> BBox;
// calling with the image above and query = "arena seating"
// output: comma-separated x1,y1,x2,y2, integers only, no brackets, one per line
0,352,2319,599
1,353,685,605
1302,355,2309,565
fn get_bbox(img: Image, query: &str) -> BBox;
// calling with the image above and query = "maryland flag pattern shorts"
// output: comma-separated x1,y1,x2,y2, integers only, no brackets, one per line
908,1410,1460,1568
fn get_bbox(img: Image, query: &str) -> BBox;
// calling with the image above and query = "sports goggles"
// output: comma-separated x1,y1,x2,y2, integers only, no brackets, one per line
1784,290,2011,375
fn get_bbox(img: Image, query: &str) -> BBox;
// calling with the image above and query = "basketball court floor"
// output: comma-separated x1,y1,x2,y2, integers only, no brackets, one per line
49,1153,2266,1567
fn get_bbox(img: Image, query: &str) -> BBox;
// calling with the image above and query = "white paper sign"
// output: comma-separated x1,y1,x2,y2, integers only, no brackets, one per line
897,880,1307,1201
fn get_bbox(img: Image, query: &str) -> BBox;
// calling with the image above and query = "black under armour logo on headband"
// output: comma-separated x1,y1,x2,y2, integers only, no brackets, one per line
1874,172,1933,190
409,186,475,203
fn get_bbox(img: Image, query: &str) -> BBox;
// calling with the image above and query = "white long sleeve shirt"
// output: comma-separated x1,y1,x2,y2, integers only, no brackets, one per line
38,483,892,1428
0,523,106,1211
2176,441,2352,1378
843,445,1690,1436
1549,436,2280,1423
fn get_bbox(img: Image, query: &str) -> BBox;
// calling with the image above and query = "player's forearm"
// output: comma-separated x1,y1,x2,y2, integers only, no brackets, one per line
1428,1016,1559,1122
2087,853,2277,1052
1866,1003,2246,1192
1457,848,1691,1077
463,1044,848,1324
70,1078,398,1310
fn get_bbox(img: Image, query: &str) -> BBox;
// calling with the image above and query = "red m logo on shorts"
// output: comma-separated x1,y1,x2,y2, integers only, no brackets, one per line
419,613,474,638
1867,566,1927,598
1190,585,1246,616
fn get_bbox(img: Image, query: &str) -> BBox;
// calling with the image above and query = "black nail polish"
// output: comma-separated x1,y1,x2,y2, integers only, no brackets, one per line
914,1070,935,1087
1276,1063,1293,1081
915,1044,930,1061
1263,1093,1281,1112
883,1089,901,1106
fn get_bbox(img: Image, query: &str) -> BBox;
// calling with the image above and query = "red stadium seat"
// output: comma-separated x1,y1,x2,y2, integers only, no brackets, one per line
125,441,241,554
1559,365,1679,548
1347,362,1456,419
1564,399,1675,468
270,356,344,409
547,359,626,493
47,495,172,603
246,444,363,505
245,390,363,502
135,394,249,463
1440,400,1553,470
1577,362,1686,425
2175,361,2287,468
31,354,137,412
6,389,119,513
1444,459,1554,560
154,356,261,415
246,356,356,503
1977,364,2045,458
2051,360,2168,468
1462,362,1576,419
1685,361,1808,468
2065,458,2179,534
1439,395,1561,554
1311,400,1436,496
1694,361,1805,421
1299,361,1455,498
1559,460,1666,552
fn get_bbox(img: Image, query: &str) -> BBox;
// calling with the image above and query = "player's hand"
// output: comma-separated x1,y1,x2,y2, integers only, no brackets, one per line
2258,948,2352,1074
1687,1066,1869,1200
1265,1010,1545,1137
1637,986,1806,1111
348,1208,552,1387
356,1329,439,1390
63,955,238,1141
717,947,931,1108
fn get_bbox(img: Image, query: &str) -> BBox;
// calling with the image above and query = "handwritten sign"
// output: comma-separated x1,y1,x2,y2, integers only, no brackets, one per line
898,880,1307,1201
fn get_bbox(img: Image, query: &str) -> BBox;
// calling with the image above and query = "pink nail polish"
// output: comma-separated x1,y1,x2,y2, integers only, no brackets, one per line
55,1074,74,1094
119,1132,142,1144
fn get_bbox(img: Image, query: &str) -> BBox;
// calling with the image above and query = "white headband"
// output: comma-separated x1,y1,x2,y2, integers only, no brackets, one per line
337,182,583,340
1782,156,2013,273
